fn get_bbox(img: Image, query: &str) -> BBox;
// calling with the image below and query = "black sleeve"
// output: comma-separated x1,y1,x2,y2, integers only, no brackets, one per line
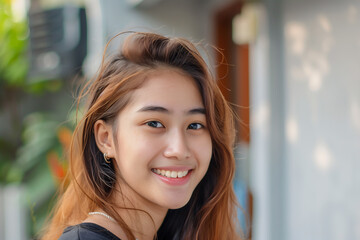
58,223,121,240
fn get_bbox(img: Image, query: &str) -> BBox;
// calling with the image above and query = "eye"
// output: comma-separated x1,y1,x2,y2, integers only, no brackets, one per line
146,121,164,128
187,123,204,130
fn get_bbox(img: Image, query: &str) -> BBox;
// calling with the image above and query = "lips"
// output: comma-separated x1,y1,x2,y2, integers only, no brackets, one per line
151,168,189,178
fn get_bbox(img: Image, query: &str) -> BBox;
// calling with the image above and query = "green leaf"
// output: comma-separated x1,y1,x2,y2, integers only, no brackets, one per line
0,0,28,87
24,162,55,206
5,165,23,183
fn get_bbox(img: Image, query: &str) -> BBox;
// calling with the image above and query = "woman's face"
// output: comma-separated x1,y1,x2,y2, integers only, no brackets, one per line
112,68,212,210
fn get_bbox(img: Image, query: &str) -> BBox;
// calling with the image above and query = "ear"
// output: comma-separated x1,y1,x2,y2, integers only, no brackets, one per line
94,120,116,158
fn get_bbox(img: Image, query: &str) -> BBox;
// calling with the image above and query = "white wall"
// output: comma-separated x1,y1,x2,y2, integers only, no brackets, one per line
250,0,360,239
282,0,360,239
0,186,27,240
98,0,205,44
249,4,272,240
249,0,287,239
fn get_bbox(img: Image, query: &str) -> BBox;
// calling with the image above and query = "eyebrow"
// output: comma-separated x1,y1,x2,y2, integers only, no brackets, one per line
137,105,206,115
188,108,206,115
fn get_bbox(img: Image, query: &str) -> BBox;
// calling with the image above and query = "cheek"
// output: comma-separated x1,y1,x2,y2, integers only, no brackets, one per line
194,135,213,170
115,130,160,170
114,131,138,172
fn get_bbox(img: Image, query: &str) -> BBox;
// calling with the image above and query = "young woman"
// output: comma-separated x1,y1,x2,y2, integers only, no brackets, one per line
41,32,241,240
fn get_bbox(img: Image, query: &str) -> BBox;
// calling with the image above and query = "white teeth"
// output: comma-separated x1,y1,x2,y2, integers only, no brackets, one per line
178,171,186,178
171,171,177,178
153,169,189,178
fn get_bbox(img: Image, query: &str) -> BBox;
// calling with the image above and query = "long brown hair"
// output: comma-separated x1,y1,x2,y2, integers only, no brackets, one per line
41,32,241,240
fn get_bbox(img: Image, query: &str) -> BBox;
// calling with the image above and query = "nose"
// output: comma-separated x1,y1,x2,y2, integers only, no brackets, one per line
163,129,191,160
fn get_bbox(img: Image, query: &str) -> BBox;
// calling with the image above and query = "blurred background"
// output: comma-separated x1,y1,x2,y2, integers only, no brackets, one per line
0,0,359,239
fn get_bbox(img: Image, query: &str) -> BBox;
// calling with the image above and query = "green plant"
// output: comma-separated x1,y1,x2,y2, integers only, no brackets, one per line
15,112,72,235
0,0,29,180
0,0,71,237
0,0,63,183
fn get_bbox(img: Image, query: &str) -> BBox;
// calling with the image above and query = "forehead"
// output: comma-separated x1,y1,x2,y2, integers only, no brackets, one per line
126,68,204,109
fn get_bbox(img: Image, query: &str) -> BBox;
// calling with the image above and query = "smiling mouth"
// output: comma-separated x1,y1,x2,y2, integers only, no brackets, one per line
151,169,190,178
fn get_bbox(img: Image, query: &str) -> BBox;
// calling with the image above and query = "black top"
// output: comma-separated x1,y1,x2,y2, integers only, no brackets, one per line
58,222,121,240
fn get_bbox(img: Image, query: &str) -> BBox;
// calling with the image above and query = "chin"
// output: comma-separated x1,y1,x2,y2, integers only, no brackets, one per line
163,195,192,210
167,202,187,210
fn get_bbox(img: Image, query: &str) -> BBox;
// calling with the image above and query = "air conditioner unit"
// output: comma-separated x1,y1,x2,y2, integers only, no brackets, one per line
28,5,87,82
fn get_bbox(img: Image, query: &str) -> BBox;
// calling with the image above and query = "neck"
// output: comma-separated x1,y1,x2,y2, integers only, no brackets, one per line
110,183,168,240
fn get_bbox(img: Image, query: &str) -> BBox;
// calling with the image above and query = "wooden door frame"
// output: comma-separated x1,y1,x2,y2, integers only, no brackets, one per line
214,0,250,143
214,1,252,238
214,1,244,102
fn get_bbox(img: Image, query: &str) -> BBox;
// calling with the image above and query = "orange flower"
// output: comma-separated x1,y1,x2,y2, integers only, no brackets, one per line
57,127,72,152
47,151,67,184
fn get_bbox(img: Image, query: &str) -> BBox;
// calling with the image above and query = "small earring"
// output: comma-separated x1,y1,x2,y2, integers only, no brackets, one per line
103,152,111,164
